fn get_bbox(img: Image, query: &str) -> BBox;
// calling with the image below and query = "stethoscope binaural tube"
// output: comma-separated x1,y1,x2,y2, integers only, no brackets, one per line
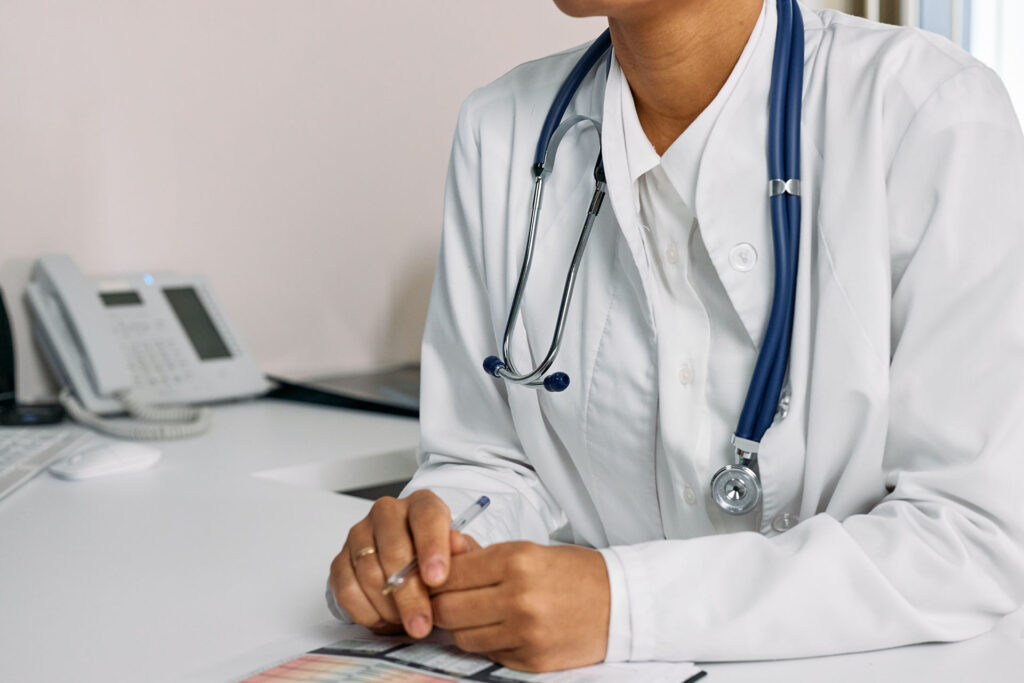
482,28,613,393
483,115,607,392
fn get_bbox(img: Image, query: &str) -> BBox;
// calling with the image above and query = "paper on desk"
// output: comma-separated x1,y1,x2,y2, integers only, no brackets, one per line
238,625,704,682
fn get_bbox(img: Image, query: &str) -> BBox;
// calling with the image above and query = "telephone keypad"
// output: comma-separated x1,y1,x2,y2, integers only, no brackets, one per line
112,314,199,397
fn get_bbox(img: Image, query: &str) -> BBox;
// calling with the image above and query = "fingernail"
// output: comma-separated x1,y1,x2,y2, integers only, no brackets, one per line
424,558,446,584
408,614,430,638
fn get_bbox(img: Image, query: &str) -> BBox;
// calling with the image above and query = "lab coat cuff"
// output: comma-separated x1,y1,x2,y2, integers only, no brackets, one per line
608,544,656,661
598,547,633,662
324,577,353,624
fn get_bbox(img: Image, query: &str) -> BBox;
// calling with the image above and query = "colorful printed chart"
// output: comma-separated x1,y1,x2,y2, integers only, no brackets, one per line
245,653,454,682
240,629,704,683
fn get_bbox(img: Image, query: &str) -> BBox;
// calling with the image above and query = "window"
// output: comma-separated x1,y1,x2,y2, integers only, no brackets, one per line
904,0,1024,127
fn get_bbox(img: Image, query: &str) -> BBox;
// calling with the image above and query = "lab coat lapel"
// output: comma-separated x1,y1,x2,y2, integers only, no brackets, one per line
600,61,657,324
694,6,778,347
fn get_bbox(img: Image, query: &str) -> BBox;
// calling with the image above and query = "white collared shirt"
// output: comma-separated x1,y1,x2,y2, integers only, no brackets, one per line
600,10,768,659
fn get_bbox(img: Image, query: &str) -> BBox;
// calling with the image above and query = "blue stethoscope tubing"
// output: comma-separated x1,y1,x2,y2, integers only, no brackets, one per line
483,0,804,515
740,0,803,446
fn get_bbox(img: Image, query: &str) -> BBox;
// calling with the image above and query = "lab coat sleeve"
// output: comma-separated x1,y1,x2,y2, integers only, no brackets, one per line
399,96,568,550
601,65,1024,662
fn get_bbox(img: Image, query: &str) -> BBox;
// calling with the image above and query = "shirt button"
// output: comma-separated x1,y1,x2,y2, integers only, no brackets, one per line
771,512,800,533
729,243,757,272
683,486,697,505
665,242,679,264
678,363,694,386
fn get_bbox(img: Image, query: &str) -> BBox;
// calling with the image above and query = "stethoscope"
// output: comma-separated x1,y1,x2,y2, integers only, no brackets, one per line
483,0,805,517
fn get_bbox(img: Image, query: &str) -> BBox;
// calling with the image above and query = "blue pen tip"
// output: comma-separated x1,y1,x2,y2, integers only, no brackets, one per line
478,496,490,507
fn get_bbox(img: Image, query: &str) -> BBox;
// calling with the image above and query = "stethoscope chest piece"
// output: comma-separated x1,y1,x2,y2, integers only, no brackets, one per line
710,463,762,516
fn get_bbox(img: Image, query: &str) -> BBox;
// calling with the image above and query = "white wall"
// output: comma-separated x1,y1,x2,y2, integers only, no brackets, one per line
0,1,605,401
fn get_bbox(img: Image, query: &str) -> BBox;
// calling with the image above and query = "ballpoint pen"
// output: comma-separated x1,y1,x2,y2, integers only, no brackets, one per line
381,495,490,595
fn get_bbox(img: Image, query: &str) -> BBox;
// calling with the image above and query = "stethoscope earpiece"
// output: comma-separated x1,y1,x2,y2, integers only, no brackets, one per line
542,373,570,393
483,356,570,392
483,356,505,378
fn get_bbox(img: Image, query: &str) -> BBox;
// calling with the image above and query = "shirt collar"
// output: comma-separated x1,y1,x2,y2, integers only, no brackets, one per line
611,0,770,213
602,0,787,345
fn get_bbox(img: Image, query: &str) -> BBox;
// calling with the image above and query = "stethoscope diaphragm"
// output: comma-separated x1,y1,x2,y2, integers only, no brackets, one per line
710,463,763,516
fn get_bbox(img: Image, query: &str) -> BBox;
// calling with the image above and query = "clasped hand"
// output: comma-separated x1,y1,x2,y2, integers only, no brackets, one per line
329,490,610,672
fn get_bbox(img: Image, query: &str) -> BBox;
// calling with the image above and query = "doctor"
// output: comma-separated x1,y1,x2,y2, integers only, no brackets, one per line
329,0,1024,672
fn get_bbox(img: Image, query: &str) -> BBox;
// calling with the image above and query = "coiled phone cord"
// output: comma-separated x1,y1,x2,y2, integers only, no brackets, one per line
59,388,211,440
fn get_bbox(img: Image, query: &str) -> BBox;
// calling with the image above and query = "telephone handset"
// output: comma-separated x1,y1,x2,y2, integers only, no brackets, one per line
25,255,270,439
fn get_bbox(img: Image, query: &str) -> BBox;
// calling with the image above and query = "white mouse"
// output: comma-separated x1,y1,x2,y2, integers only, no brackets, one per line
49,439,161,480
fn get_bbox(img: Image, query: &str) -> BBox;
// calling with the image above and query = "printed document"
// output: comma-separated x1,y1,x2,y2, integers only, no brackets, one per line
239,625,705,682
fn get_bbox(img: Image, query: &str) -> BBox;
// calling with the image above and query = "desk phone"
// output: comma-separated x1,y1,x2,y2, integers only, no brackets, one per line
25,255,268,438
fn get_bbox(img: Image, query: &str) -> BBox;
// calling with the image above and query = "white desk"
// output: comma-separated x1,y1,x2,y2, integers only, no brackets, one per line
1,400,1021,682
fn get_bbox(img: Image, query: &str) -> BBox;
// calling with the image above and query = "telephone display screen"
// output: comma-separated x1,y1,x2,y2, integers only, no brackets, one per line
100,291,142,307
163,287,232,360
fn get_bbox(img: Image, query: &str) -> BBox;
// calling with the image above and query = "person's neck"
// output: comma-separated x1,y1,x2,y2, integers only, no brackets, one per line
609,0,763,155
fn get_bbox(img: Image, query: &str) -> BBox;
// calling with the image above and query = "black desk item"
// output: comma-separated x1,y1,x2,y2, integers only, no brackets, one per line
265,364,419,419
0,287,64,425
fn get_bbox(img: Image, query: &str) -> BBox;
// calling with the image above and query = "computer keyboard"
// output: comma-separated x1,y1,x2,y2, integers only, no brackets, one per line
0,427,84,502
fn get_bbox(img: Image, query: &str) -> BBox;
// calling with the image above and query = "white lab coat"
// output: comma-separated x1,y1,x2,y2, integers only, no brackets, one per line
403,3,1024,662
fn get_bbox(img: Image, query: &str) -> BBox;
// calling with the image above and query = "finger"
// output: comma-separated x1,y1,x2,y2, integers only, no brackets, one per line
329,546,384,627
432,586,504,630
450,530,482,556
368,622,406,636
450,530,468,556
347,522,401,623
434,546,506,594
450,624,521,655
407,492,452,586
371,502,433,638
487,649,547,673
370,498,417,578
385,571,438,638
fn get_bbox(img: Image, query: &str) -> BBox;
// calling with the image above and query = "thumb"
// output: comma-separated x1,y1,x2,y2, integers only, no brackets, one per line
449,530,482,555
